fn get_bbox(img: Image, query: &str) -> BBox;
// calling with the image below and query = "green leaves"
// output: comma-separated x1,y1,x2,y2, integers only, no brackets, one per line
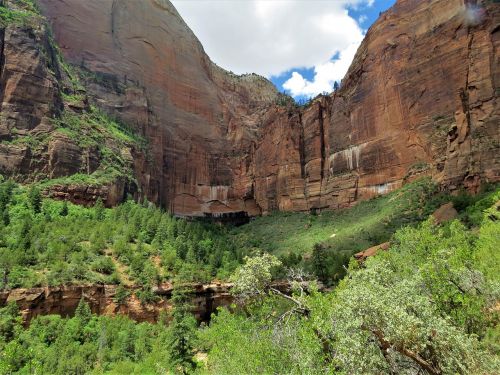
230,253,282,299
202,188,500,374
0,180,245,289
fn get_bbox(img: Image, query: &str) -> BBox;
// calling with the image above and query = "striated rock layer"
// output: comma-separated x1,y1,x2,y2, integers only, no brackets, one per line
1,0,499,215
0,283,234,324
250,0,500,212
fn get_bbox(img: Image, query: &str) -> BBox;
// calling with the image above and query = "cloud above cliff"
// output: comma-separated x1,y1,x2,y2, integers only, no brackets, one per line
171,0,376,97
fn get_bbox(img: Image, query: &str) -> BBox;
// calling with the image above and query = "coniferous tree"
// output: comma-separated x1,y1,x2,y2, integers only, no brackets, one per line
94,198,105,221
60,201,69,216
168,285,196,374
2,208,9,226
0,180,14,212
311,243,328,282
18,214,32,252
28,186,42,214
75,297,92,325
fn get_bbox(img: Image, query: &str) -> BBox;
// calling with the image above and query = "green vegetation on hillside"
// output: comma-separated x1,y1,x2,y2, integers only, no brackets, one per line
42,105,147,188
231,179,495,284
0,184,498,374
0,298,194,374
0,179,242,296
0,0,39,28
0,178,497,294
1,1,147,190
202,204,500,374
41,37,148,189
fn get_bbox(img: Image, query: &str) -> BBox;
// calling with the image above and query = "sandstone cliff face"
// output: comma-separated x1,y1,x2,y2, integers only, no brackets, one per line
36,0,278,216
0,1,142,206
0,283,233,324
1,0,499,215
251,0,499,212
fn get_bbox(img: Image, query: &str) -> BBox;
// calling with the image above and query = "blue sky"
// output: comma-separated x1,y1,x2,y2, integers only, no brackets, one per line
270,0,395,97
172,0,396,99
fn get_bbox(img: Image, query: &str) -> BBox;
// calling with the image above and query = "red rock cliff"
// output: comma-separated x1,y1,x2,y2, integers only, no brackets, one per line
252,0,499,212
1,0,499,215
0,283,233,323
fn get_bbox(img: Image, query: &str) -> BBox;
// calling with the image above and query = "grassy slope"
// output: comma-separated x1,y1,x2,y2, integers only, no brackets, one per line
231,178,439,258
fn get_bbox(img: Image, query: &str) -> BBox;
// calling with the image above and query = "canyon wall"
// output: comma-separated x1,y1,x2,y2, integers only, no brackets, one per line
251,0,499,211
0,0,498,215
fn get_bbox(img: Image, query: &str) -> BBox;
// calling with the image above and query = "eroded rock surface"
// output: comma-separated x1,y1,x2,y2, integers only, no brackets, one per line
0,283,234,323
1,0,498,215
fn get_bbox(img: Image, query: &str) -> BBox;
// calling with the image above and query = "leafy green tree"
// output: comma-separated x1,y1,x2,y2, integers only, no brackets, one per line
113,285,131,305
0,302,22,343
230,253,282,299
312,255,492,374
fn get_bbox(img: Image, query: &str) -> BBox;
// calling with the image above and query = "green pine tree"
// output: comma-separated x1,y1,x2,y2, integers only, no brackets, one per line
60,201,69,216
311,243,328,282
168,285,196,374
28,186,42,214
94,198,105,221
75,296,92,325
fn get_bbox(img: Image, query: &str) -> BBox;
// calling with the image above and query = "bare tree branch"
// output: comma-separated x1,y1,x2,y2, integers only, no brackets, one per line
369,327,441,375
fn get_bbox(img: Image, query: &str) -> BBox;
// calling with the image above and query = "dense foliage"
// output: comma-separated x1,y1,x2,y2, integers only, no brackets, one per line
0,297,196,374
0,179,242,295
0,182,497,373
0,178,455,293
231,178,490,285
200,190,500,374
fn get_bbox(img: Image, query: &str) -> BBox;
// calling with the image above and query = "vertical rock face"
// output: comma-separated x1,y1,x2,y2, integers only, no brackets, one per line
36,0,278,216
1,0,499,215
251,0,499,212
0,14,61,178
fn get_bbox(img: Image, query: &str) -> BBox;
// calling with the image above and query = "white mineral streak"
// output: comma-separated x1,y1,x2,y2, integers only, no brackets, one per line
329,144,365,172
366,181,399,195
195,185,229,203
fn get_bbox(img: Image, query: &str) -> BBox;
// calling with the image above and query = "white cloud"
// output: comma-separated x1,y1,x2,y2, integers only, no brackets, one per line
283,41,360,97
171,0,373,97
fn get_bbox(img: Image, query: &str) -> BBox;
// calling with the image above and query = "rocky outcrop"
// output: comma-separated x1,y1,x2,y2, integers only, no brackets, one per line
432,202,459,224
0,283,234,324
47,178,134,207
354,242,391,261
0,1,146,206
1,0,498,215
